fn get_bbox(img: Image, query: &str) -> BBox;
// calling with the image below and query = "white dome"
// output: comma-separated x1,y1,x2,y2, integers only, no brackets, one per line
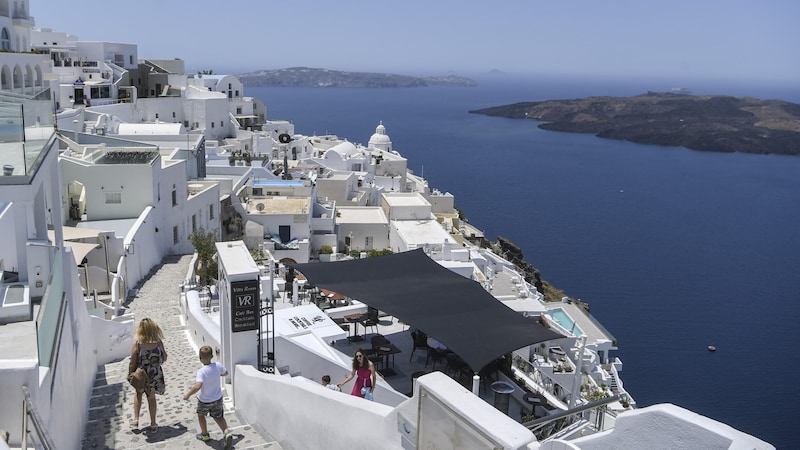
368,121,392,151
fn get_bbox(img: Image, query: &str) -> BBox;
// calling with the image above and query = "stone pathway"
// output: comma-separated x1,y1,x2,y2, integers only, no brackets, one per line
81,255,284,449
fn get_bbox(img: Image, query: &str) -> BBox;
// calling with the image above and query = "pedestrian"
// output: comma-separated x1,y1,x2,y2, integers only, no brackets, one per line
321,374,340,391
129,317,168,432
183,345,234,449
337,349,376,399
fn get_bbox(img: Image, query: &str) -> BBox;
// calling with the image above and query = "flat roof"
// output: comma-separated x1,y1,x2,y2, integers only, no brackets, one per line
335,207,388,224
393,219,451,246
247,197,310,215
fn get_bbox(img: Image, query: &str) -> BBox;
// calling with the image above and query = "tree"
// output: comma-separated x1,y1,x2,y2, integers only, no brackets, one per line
188,228,219,285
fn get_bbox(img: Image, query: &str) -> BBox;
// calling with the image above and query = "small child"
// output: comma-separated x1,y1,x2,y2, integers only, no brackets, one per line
183,346,233,449
321,374,340,391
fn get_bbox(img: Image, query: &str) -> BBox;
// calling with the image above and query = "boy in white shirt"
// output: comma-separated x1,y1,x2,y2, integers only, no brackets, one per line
183,346,233,449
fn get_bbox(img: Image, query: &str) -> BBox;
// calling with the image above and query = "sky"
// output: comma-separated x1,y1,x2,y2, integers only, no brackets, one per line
30,0,800,82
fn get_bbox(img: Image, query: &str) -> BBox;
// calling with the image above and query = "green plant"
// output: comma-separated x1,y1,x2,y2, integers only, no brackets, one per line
319,244,333,254
367,248,393,258
188,228,219,285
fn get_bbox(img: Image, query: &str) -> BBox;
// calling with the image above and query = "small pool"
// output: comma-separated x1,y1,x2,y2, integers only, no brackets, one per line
548,308,583,337
252,180,304,187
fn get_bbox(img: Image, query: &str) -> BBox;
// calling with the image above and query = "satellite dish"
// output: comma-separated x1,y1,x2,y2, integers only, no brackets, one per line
278,133,292,144
256,203,265,212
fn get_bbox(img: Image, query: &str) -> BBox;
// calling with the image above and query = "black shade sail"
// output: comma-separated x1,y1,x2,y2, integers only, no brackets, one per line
291,249,563,372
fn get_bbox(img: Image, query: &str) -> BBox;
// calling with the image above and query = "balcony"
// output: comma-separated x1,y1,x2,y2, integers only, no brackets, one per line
0,91,56,184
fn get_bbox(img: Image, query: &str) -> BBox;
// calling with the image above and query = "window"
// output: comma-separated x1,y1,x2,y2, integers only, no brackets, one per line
172,112,176,118
365,236,374,251
105,192,122,204
211,122,214,128
236,107,242,114
172,188,177,206
173,226,179,244
155,113,159,119
1,29,9,51
220,121,224,128
209,204,214,220
192,214,197,232
235,90,239,97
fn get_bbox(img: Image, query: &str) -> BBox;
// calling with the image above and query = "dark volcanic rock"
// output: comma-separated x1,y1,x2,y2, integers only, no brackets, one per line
470,94,800,156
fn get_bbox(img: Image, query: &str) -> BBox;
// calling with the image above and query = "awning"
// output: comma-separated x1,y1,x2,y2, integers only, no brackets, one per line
63,241,100,265
291,249,563,372
49,226,107,242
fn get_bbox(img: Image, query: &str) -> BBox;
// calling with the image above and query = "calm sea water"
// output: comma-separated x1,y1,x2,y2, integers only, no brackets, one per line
248,75,800,448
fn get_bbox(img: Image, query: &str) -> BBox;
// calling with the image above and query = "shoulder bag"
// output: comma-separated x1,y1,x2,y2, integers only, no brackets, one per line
127,342,147,390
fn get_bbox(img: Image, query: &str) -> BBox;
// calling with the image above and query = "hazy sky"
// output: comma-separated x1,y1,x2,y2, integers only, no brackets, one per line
31,0,799,82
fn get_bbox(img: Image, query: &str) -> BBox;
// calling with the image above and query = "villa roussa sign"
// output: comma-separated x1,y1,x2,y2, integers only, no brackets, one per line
231,279,259,332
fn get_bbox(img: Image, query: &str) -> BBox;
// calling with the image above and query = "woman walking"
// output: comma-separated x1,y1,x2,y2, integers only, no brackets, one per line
129,317,168,431
337,349,376,398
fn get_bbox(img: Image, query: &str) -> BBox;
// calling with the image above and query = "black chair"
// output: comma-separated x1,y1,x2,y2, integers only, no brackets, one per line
409,330,428,362
362,306,380,336
363,348,384,370
371,334,391,350
426,346,448,370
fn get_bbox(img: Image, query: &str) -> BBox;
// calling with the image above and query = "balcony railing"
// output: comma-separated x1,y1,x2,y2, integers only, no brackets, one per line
0,89,56,181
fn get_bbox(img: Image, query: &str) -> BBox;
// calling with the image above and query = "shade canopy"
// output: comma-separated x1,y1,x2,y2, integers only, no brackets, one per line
291,249,563,372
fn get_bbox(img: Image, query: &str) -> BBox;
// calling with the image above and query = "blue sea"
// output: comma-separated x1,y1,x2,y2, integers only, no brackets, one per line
247,75,800,448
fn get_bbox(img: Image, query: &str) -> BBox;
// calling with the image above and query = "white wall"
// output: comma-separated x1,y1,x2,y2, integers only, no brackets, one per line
564,403,774,450
234,365,404,450
90,316,134,365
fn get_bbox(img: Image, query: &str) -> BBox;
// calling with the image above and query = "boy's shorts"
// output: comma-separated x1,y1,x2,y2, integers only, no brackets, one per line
196,398,224,419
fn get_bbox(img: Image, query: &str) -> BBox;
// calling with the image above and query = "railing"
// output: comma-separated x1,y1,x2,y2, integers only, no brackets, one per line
523,394,622,438
21,386,55,450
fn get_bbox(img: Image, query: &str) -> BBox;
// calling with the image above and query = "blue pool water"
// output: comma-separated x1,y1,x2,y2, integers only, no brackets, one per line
548,308,583,337
252,180,304,186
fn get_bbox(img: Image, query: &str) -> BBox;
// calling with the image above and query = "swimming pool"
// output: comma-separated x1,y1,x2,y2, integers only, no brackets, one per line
252,180,304,187
548,308,583,337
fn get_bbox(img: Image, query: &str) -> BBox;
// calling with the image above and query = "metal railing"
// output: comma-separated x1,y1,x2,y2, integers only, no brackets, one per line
21,386,55,450
523,394,623,437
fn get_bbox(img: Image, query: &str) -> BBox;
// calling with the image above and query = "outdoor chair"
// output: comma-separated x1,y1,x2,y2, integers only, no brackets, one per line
426,346,448,370
371,334,391,350
409,330,429,362
362,306,380,336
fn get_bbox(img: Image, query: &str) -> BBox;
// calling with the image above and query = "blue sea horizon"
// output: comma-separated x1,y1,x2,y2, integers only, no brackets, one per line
248,75,800,448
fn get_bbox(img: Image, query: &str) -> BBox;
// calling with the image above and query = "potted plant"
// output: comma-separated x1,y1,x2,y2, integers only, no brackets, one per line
243,152,252,166
319,244,334,262
228,154,236,166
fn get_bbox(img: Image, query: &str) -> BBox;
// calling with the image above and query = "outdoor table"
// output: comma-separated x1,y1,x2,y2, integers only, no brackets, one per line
376,344,402,376
344,313,366,342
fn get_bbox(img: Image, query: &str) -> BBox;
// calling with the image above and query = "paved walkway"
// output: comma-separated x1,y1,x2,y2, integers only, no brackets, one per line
81,255,284,450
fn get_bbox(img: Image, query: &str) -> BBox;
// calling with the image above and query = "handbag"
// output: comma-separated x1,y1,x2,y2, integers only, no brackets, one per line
127,367,147,390
127,341,147,390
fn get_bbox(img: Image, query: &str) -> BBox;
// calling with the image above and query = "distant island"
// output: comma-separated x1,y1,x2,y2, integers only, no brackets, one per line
470,93,800,156
237,67,478,88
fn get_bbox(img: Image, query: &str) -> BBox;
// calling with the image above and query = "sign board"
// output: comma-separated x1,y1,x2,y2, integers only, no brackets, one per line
231,279,259,332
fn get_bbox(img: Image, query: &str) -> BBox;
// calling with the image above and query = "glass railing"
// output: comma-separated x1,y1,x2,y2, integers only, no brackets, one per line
0,89,56,179
35,247,66,370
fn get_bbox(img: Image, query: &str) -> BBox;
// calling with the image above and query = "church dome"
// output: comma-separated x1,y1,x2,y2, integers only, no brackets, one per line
368,121,392,151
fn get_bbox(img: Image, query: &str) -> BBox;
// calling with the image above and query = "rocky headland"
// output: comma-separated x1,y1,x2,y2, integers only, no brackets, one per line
237,67,477,88
470,93,800,155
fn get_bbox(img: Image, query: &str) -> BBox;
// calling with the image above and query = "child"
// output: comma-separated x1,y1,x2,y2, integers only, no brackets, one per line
183,346,233,449
321,374,340,391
